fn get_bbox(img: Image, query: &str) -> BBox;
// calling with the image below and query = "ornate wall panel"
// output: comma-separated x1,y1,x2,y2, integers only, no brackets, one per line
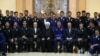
34,0,68,15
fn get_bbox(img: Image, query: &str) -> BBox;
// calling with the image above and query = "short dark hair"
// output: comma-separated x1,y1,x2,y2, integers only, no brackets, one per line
6,10,9,12
10,11,13,13
94,12,98,14
86,12,90,15
67,11,71,13
82,10,86,13
20,13,23,15
77,11,81,14
60,11,64,14
14,11,18,14
24,10,28,13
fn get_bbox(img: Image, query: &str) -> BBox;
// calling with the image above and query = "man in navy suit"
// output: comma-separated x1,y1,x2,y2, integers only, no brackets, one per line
22,10,31,27
64,11,74,28
57,11,66,28
11,12,21,28
53,21,64,52
0,27,6,56
49,14,57,31
89,29,100,56
64,22,75,52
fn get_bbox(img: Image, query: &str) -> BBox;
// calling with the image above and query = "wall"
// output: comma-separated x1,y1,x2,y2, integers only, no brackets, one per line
69,0,86,17
1,0,100,17
77,0,86,12
0,0,16,16
16,0,33,15
86,0,100,17
69,0,77,17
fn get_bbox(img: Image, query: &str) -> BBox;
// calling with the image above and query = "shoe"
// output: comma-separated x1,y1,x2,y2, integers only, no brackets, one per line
2,53,6,56
98,54,100,56
92,54,97,56
78,49,81,53
84,51,89,54
80,49,84,53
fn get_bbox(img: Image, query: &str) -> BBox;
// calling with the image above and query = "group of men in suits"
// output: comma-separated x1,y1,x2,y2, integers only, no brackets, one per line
0,9,100,56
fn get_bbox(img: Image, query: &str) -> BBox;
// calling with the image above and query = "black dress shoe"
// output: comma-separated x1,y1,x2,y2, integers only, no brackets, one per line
2,53,6,56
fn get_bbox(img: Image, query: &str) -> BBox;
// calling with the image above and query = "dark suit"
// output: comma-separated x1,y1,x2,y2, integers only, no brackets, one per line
53,27,64,52
3,16,13,26
9,27,19,52
57,17,66,28
3,27,12,52
0,27,6,54
11,17,22,28
22,16,31,27
42,28,54,52
30,17,41,28
64,28,75,52
30,27,41,51
80,16,87,27
49,17,57,31
73,18,80,28
75,28,88,50
89,34,100,54
64,17,74,28
41,18,49,29
87,27,95,37
18,26,30,51
0,16,3,26
84,18,95,28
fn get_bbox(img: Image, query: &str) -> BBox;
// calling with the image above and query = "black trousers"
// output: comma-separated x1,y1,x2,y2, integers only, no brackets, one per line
29,38,40,51
41,39,53,52
64,40,74,52
8,38,17,52
17,38,30,51
0,42,6,53
75,39,89,51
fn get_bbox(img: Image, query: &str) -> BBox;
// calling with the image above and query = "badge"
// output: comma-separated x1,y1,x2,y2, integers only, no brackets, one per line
55,21,56,22
60,28,62,31
79,19,81,21
71,19,72,21
98,38,99,40
37,20,38,22
0,28,1,30
9,18,11,20
16,29,18,31
8,29,10,32
26,28,27,30
0,18,2,20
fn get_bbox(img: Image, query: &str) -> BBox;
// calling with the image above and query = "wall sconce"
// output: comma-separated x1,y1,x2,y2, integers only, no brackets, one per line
41,10,45,14
57,10,61,14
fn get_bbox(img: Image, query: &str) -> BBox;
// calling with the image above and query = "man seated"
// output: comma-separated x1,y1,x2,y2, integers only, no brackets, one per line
42,22,54,52
30,22,41,51
0,27,6,56
89,29,100,56
10,22,20,52
18,20,30,52
3,22,12,52
75,23,88,53
64,22,75,52
53,21,64,52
